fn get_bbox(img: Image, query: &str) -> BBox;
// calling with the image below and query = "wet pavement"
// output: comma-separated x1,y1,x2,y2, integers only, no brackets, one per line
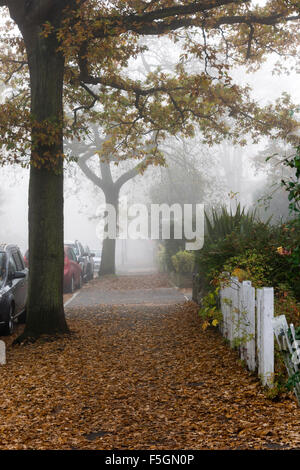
66,286,190,308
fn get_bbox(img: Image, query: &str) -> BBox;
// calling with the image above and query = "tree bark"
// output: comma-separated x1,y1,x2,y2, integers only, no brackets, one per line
14,18,69,340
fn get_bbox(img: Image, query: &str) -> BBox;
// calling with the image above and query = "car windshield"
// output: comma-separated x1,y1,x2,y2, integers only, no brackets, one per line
0,252,7,286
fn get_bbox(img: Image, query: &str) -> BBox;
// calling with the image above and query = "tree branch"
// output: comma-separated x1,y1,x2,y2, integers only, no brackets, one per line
91,0,248,37
89,2,299,39
77,150,104,189
115,157,152,190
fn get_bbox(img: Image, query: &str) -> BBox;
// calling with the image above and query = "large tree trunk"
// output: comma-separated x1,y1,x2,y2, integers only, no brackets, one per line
100,238,117,276
15,20,69,340
99,186,119,276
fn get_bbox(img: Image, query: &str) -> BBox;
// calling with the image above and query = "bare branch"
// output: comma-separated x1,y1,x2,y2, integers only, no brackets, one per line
77,150,104,189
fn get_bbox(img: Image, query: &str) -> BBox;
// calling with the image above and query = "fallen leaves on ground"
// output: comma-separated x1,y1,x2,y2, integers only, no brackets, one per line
0,277,300,450
84,273,172,291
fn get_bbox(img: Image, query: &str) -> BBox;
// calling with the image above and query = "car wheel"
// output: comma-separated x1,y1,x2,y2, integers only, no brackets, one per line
3,304,14,336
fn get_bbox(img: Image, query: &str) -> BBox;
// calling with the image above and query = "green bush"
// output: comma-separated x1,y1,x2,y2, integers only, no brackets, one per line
222,249,274,288
164,237,185,272
171,250,195,274
195,212,300,299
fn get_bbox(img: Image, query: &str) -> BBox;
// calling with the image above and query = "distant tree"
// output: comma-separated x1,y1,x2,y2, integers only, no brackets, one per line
252,141,296,223
66,125,157,275
149,136,226,208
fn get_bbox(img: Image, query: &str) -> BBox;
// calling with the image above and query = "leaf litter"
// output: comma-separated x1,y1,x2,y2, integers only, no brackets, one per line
0,274,299,450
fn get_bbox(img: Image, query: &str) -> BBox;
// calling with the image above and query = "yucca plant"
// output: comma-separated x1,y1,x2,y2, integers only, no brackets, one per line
204,203,259,244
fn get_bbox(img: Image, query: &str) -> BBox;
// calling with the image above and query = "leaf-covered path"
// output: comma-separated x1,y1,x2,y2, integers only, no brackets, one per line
1,274,300,450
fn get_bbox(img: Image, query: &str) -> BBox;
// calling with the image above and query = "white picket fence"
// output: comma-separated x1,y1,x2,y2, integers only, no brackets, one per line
219,276,274,387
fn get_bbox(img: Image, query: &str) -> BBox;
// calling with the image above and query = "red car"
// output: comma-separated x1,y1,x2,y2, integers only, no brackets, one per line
64,246,83,293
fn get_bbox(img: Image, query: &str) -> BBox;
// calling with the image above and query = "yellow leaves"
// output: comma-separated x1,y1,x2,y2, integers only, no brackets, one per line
231,268,249,282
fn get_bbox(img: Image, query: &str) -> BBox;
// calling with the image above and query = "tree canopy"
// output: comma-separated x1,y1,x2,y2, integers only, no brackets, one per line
0,0,299,168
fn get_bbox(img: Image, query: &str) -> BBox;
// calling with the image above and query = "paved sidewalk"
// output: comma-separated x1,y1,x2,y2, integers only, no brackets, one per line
68,287,189,307
66,274,191,308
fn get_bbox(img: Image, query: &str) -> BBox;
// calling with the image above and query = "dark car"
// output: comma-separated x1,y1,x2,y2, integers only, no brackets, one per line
0,244,28,335
64,246,83,293
84,246,95,281
64,240,90,283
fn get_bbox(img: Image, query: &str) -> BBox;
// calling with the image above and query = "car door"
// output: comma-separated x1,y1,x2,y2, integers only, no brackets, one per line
7,254,22,315
12,250,28,309
67,247,81,286
77,242,88,279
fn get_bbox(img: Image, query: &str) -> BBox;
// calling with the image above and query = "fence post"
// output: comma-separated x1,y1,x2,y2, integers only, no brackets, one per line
256,288,262,377
0,340,6,365
220,284,228,338
239,281,256,371
258,287,274,387
230,277,240,348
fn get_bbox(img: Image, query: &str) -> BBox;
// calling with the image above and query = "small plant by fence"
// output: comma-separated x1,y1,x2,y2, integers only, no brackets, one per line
219,276,274,387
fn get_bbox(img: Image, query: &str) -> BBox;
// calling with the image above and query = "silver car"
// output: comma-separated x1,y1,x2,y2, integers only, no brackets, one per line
91,249,102,273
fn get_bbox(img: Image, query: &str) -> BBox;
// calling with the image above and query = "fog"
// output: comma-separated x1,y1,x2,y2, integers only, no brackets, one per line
0,49,299,266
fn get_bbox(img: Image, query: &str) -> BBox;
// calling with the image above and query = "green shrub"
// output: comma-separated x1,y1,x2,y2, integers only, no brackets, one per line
171,250,195,274
195,214,300,299
164,237,185,272
222,249,274,288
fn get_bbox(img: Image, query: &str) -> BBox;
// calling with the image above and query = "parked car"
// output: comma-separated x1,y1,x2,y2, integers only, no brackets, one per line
91,249,102,272
84,246,95,281
64,245,83,293
24,249,29,268
0,244,28,335
64,240,89,283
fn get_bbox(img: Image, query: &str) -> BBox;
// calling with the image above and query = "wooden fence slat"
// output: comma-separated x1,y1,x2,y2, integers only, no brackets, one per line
256,288,262,377
0,340,6,365
259,287,274,387
219,276,274,387
273,315,300,404
242,281,256,371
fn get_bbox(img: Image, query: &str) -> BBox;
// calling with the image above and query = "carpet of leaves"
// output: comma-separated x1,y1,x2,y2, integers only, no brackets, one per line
1,285,300,449
85,273,172,291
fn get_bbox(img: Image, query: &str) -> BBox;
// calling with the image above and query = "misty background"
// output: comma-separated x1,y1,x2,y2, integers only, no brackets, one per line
0,50,299,266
